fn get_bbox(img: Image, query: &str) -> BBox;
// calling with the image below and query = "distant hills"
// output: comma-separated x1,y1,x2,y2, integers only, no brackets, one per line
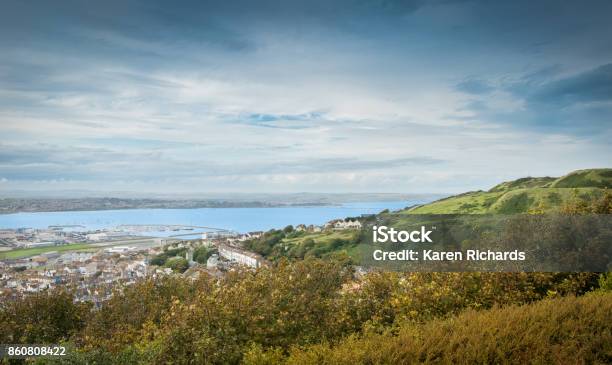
0,193,428,215
406,168,612,214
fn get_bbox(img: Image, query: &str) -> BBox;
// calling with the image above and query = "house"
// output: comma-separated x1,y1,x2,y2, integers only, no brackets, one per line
328,219,363,230
206,254,219,269
248,231,264,239
31,256,48,266
218,244,263,268
309,225,322,233
78,262,98,276
86,232,107,241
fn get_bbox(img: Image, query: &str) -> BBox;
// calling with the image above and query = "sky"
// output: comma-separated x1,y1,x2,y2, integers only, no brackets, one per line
0,0,611,196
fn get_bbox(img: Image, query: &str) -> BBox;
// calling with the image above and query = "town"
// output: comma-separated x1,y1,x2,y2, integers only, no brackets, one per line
0,218,363,304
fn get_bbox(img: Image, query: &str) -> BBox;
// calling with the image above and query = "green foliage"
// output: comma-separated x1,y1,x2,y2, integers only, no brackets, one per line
244,229,286,256
242,344,285,365
0,290,91,344
598,273,612,291
149,247,187,266
408,170,609,214
243,228,360,260
561,189,612,214
495,191,533,213
165,257,189,273
77,276,196,352
193,246,217,264
3,259,603,364
550,168,612,188
285,293,612,365
488,176,556,192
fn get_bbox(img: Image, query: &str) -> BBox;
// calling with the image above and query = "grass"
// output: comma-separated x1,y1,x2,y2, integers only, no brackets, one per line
407,186,604,214
0,243,95,260
488,176,556,192
276,230,360,260
404,191,503,214
550,168,612,188
406,168,611,214
282,230,356,246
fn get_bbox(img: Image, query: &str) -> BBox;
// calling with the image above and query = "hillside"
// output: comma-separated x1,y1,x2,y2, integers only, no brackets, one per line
242,169,611,262
283,292,612,364
2,260,606,364
407,168,611,214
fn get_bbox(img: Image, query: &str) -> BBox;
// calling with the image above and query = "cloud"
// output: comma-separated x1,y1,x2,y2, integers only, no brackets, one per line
1,1,611,194
527,63,612,106
0,141,445,181
455,78,494,95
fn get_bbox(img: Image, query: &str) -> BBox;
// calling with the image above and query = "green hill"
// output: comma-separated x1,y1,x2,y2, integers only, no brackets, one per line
242,168,611,261
407,168,611,214
550,168,612,188
488,176,556,192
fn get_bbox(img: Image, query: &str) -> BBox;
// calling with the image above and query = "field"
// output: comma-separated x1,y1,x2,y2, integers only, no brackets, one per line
282,230,356,247
0,237,164,260
0,243,95,260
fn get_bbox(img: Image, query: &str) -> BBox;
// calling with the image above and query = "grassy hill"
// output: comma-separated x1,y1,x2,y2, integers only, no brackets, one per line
407,168,611,214
243,168,611,262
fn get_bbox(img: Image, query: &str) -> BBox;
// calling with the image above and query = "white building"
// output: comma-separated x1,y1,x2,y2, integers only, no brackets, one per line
86,232,107,241
329,219,363,230
218,245,262,268
206,254,219,269
25,241,55,248
105,246,136,254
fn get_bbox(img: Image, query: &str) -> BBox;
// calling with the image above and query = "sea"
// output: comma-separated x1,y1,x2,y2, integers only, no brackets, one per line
0,200,428,237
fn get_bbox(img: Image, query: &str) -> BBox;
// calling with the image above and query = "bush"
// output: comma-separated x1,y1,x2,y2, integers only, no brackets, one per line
0,290,91,344
77,277,197,352
193,246,217,264
149,247,187,266
165,257,189,273
287,293,612,364
2,260,606,364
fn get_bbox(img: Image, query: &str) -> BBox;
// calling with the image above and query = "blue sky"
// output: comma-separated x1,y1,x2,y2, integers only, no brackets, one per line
0,0,611,195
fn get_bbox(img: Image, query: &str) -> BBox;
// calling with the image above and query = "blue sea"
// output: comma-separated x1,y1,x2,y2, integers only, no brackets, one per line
0,200,426,235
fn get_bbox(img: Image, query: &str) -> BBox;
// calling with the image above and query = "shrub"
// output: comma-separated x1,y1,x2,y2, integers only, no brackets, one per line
287,293,612,364
0,290,90,344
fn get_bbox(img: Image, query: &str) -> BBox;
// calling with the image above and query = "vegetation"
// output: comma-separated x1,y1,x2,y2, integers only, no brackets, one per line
281,293,612,365
243,173,612,266
193,245,217,264
551,168,612,188
407,168,611,214
0,260,605,364
0,243,95,260
1,168,609,364
0,290,91,344
149,247,187,267
165,257,189,273
243,228,361,261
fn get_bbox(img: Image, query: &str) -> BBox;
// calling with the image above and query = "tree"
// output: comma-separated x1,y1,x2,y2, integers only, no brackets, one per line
193,246,217,264
0,290,91,344
165,257,189,273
